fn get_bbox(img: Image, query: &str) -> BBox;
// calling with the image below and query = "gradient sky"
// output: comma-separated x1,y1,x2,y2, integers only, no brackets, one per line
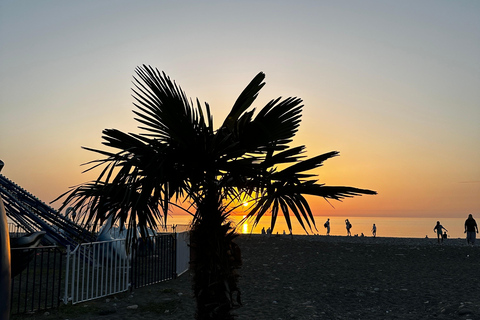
1,1,479,219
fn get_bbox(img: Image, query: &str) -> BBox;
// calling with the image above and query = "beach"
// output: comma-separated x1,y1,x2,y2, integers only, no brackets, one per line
12,234,480,320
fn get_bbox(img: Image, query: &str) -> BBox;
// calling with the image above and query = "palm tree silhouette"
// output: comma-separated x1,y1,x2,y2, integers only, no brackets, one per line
57,65,376,319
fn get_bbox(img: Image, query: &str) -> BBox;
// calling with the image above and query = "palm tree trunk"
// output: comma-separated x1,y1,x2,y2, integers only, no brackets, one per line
190,194,242,320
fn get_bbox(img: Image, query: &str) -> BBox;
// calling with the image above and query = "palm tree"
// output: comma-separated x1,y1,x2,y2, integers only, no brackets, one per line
57,65,376,320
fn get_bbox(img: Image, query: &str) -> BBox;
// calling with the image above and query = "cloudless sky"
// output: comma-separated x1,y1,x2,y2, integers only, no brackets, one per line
1,0,479,220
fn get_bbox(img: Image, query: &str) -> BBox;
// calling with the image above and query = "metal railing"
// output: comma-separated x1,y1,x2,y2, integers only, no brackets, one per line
64,239,130,305
176,231,190,276
10,245,65,315
130,234,176,289
8,222,28,237
10,231,190,313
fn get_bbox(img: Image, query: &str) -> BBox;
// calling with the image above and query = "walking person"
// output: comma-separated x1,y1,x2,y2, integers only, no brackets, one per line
464,214,478,245
324,218,330,236
372,223,377,238
345,219,352,236
433,221,448,244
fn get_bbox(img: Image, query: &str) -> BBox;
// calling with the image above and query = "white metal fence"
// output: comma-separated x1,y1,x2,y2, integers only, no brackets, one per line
63,232,190,305
64,239,130,305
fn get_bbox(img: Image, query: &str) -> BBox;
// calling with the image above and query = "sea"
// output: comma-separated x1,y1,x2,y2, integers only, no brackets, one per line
166,215,471,240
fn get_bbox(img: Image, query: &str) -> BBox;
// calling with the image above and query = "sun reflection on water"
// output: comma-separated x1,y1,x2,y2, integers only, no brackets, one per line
242,221,248,234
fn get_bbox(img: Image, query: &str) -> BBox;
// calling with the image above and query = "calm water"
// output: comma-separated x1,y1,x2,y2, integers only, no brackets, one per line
167,215,471,239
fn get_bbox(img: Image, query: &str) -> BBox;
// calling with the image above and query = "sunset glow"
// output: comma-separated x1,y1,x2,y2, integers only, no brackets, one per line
0,1,478,222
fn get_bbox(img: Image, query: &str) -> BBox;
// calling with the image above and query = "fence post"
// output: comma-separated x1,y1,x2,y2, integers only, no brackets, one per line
129,238,135,291
63,245,70,305
173,232,177,279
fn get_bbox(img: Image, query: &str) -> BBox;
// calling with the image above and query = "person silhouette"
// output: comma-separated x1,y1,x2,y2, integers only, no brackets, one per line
324,218,330,236
371,223,377,238
345,219,352,236
433,221,448,243
464,214,478,245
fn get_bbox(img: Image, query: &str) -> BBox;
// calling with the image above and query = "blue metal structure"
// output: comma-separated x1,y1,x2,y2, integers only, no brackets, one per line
0,173,96,248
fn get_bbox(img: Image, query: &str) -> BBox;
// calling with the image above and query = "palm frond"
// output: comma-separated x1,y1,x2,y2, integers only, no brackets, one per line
232,96,304,153
262,146,307,167
221,72,265,130
271,151,339,182
132,65,211,147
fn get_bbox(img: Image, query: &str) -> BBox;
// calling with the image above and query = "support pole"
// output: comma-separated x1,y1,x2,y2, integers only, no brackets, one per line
0,159,11,319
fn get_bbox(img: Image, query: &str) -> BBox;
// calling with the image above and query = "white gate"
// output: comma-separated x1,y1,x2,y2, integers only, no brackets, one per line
63,239,130,304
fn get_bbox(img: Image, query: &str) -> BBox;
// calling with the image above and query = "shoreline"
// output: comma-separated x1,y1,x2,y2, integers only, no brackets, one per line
242,233,472,247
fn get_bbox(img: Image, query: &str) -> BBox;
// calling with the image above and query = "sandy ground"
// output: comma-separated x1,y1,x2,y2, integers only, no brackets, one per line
11,234,480,320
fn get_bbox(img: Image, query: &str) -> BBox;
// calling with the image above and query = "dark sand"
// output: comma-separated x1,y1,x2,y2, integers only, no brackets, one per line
12,234,480,320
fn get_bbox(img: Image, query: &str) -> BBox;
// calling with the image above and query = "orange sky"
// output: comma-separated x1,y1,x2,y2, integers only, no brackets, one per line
1,1,479,220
